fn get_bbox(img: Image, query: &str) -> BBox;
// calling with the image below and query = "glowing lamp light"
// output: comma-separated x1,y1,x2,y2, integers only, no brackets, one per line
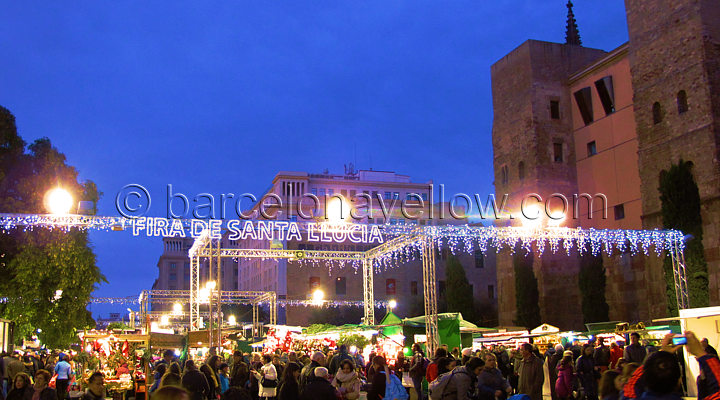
45,188,73,215
326,197,350,222
312,289,324,301
520,204,543,229
173,303,183,315
228,315,236,326
198,288,210,304
388,300,397,309
174,349,181,356
206,281,216,290
160,315,170,326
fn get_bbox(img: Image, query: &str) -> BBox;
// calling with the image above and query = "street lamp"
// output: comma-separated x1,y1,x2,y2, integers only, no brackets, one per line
388,300,397,310
173,303,183,315
45,188,73,215
206,281,216,290
228,315,236,326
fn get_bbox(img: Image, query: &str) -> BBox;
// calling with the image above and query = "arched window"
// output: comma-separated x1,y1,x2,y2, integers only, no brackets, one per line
677,90,689,114
653,102,663,124
518,161,525,180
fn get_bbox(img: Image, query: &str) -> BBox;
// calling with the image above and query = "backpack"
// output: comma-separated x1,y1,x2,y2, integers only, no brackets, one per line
383,371,409,400
428,370,469,400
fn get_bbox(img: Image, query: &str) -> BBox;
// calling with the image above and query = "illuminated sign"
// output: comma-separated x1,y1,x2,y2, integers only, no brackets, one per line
129,218,384,244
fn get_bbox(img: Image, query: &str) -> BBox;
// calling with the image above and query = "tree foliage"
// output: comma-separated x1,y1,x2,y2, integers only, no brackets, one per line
659,160,708,314
0,105,105,348
578,248,609,324
513,247,541,329
445,254,476,322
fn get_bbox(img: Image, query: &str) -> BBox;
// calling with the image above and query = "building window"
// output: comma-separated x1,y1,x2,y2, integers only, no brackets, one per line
422,193,428,201
587,141,597,157
309,277,320,291
594,76,615,115
553,142,564,163
350,190,356,198
169,272,177,281
384,192,392,200
677,90,688,114
550,100,560,119
340,189,348,197
170,262,176,270
475,250,484,268
653,102,663,124
328,189,334,195
406,193,414,201
488,285,495,299
574,87,594,125
311,188,317,196
371,190,378,199
518,161,525,180
500,165,509,185
319,188,326,196
386,279,396,295
410,281,418,296
335,277,346,295
393,192,400,199
614,204,625,220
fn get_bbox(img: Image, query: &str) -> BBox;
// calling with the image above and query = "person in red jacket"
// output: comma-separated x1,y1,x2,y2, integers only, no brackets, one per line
425,348,449,383
609,342,624,370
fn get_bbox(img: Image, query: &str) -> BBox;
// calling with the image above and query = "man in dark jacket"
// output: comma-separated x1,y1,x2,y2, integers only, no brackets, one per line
439,357,484,400
181,360,210,400
478,354,511,400
300,352,325,392
230,351,250,388
328,345,353,376
299,368,336,400
624,333,647,364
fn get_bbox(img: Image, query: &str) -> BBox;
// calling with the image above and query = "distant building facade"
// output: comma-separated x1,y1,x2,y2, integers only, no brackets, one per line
491,0,720,328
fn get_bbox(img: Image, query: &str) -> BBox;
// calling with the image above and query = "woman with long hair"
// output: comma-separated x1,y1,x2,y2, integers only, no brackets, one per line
332,360,360,400
6,372,33,400
201,356,221,399
576,344,598,400
277,362,301,400
251,354,278,400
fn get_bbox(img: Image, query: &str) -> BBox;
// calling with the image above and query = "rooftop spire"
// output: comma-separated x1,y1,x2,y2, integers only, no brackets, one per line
565,1,582,46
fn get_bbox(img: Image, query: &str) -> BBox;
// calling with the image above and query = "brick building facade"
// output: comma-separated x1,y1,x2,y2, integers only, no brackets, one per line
491,0,720,329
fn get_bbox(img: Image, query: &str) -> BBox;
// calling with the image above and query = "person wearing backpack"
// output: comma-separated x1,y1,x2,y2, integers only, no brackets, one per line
429,357,484,400
367,356,388,400
427,348,450,383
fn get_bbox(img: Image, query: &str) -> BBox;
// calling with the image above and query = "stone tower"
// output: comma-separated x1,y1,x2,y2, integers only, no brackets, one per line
490,37,608,328
625,0,720,306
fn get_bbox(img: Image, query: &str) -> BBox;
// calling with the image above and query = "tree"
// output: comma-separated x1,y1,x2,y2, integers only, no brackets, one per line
0,105,105,348
513,247,541,329
659,160,709,314
578,248,609,324
445,255,476,321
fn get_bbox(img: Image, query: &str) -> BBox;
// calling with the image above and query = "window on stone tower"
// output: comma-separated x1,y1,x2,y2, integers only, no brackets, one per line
594,76,615,115
518,162,525,180
587,141,597,157
677,91,689,114
653,102,663,124
574,87,594,125
614,204,625,220
553,143,564,163
500,165,509,185
550,100,560,119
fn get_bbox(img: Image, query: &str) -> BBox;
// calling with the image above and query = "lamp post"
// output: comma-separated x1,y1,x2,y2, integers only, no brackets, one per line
45,188,73,215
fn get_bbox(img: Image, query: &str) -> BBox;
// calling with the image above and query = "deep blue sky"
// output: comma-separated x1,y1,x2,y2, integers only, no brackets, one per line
0,1,629,317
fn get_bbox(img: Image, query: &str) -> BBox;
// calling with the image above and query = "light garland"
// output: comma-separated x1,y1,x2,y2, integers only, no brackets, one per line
88,296,388,308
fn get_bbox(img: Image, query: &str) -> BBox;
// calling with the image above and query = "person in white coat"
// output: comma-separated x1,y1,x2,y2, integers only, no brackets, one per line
252,354,278,400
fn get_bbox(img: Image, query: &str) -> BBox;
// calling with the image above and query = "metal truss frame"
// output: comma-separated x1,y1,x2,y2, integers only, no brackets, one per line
138,289,276,337
670,241,690,309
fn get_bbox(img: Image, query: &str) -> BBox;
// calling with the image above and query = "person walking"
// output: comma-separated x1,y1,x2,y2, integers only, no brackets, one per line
331,360,360,400
478,353,512,400
408,344,427,400
299,368,335,400
53,355,73,400
230,351,250,389
277,362,301,400
219,364,230,395
517,343,544,400
576,344,598,400
440,357,484,400
251,355,278,400
623,333,646,365
201,356,221,400
181,360,210,400
555,351,575,400
547,344,564,400
6,373,32,400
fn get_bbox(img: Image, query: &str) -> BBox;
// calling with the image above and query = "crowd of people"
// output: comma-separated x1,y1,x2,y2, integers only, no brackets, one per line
1,330,719,400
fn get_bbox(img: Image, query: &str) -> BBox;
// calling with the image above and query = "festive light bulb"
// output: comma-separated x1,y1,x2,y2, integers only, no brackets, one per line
173,303,182,315
228,315,236,326
206,281,216,290
388,300,397,309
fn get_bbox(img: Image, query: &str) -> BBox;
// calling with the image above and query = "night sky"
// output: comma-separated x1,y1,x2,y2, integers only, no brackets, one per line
0,1,629,317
